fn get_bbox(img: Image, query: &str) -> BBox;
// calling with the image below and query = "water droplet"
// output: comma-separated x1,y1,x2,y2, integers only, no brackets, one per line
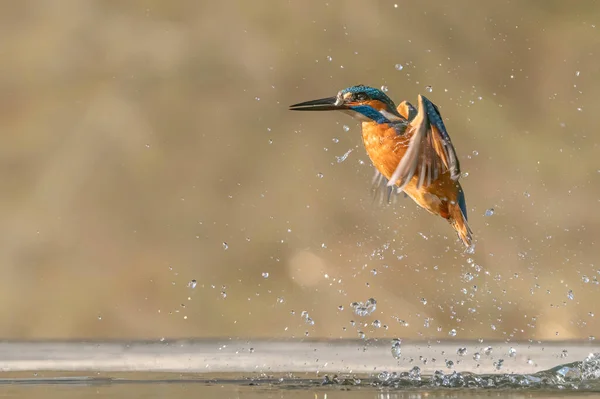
351,298,377,316
358,331,366,339
316,173,324,178
508,347,517,357
394,3,398,8
377,371,390,382
446,360,454,369
262,272,269,279
462,172,469,178
188,280,197,289
583,275,590,283
391,338,402,359
473,352,481,361
336,149,353,163
448,329,457,337
276,297,284,304
372,320,382,328
332,137,339,143
472,150,479,156
220,291,227,299
395,64,404,71
576,71,581,77
567,290,574,300
342,125,350,132
494,359,504,370
420,298,427,305
485,208,494,217
484,346,493,355
255,97,260,101
301,311,314,325
380,85,389,92
457,347,467,356
426,85,433,93
337,305,344,311
523,191,531,198
408,366,421,381
97,315,102,321
222,242,229,250
326,55,332,62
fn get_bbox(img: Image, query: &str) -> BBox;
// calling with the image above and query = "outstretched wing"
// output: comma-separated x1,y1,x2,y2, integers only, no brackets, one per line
387,95,461,191
370,100,418,204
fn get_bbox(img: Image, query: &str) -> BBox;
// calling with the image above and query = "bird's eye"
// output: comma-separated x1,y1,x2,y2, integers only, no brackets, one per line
356,93,368,101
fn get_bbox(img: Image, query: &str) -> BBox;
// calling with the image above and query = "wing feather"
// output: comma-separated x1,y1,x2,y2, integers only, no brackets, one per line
371,170,405,205
370,100,417,203
387,95,461,189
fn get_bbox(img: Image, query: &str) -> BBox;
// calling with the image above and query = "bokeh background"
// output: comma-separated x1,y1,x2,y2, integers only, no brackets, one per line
0,0,598,341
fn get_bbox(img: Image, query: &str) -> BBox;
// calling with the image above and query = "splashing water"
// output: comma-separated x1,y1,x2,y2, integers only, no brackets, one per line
320,353,600,390
351,298,377,316
391,338,402,359
335,149,353,163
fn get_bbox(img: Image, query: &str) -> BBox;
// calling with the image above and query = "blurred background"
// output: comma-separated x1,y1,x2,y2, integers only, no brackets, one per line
0,0,598,342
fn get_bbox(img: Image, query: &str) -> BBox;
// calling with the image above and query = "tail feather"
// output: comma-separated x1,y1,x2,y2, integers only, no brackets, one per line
449,189,472,248
450,211,472,247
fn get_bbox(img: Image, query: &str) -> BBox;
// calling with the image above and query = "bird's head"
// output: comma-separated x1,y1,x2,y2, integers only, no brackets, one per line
289,85,401,124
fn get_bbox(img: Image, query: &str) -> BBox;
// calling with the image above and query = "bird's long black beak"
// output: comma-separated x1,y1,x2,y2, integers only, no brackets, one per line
289,96,346,111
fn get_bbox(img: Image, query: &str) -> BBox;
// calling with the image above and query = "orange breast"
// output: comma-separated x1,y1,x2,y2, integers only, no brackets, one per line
361,121,409,180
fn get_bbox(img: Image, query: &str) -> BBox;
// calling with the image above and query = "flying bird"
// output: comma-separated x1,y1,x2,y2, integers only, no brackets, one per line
290,85,472,248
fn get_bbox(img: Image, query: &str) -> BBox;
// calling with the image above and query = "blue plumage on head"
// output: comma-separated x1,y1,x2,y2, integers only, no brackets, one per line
340,85,397,109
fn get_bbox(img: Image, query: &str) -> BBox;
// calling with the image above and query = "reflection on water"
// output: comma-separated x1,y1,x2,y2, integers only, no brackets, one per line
2,383,600,399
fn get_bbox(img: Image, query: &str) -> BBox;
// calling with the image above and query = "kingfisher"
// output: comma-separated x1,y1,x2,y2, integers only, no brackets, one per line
290,85,473,248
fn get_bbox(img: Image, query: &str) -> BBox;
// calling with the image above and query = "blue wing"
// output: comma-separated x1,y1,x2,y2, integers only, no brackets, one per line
387,95,462,190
